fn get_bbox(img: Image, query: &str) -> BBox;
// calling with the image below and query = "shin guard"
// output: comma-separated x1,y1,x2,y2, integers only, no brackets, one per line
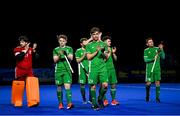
26,77,40,107
11,80,25,107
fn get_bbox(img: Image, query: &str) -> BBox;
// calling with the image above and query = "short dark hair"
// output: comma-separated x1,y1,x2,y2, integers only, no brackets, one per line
146,37,153,43
90,27,100,35
102,36,111,41
18,36,29,43
80,38,87,43
57,34,68,41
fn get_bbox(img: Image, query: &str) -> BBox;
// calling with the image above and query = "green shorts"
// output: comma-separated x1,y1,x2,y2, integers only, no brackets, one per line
79,69,88,84
146,71,161,82
88,65,108,85
55,71,72,85
107,69,117,84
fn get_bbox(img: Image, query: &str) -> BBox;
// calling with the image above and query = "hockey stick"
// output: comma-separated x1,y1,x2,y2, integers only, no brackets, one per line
64,55,74,73
79,62,89,77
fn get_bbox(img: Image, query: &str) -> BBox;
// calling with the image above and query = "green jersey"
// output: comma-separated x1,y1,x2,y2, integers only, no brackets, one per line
144,47,165,73
105,47,115,70
86,41,108,70
75,48,89,71
53,46,73,73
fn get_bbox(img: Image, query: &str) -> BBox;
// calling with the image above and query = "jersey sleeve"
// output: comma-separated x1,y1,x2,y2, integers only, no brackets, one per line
53,48,58,56
144,49,154,63
159,49,165,60
75,49,80,59
67,47,73,55
86,44,91,54
14,47,21,56
104,42,108,52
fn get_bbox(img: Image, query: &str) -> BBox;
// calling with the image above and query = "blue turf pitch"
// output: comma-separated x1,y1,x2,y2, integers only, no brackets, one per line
0,83,180,115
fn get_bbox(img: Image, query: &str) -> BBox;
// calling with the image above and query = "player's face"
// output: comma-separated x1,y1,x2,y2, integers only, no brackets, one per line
106,39,111,47
58,38,67,47
147,39,154,47
91,31,100,41
20,40,28,47
82,40,86,46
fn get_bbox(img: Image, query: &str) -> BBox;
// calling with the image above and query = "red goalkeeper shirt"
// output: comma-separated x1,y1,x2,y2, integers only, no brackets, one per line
14,47,34,79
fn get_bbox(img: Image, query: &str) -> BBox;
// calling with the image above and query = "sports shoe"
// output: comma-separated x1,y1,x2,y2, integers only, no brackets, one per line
58,103,64,109
98,99,104,108
88,100,92,104
111,100,120,105
29,102,39,108
103,99,109,106
92,104,100,111
67,103,74,109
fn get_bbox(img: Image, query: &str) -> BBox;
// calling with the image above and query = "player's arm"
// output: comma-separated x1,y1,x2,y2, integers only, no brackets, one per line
86,46,100,60
14,43,30,60
104,47,110,60
66,47,73,61
32,43,39,59
76,52,86,63
53,49,64,63
112,47,117,61
67,53,73,61
158,44,165,60
15,51,26,61
159,49,165,60
84,37,93,45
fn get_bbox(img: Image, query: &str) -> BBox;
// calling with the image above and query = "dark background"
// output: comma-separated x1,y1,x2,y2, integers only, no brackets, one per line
0,1,179,83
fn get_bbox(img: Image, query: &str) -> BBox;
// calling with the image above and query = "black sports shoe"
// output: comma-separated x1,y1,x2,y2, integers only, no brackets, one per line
29,102,39,108
67,103,74,109
98,99,104,108
92,104,100,111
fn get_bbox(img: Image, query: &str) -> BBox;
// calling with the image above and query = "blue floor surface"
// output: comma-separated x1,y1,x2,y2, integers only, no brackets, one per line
0,83,180,115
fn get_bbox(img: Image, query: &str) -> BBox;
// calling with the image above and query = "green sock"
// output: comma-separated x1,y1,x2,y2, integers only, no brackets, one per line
103,95,107,100
146,85,150,98
65,89,72,103
98,87,107,101
110,88,116,100
80,86,86,101
156,85,160,99
57,90,63,103
99,86,107,100
90,88,96,105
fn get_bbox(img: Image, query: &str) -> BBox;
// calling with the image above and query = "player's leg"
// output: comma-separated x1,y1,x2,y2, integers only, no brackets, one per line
11,80,25,107
98,67,108,108
88,84,92,104
109,69,119,105
64,71,74,109
79,70,87,104
55,73,64,109
145,72,153,102
26,76,40,107
88,71,99,110
12,68,25,107
155,72,161,103
80,84,87,104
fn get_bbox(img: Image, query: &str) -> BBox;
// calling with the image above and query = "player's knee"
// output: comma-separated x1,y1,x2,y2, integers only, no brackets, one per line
57,86,62,91
146,82,151,86
155,81,160,86
102,83,108,89
111,84,116,89
91,85,96,89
